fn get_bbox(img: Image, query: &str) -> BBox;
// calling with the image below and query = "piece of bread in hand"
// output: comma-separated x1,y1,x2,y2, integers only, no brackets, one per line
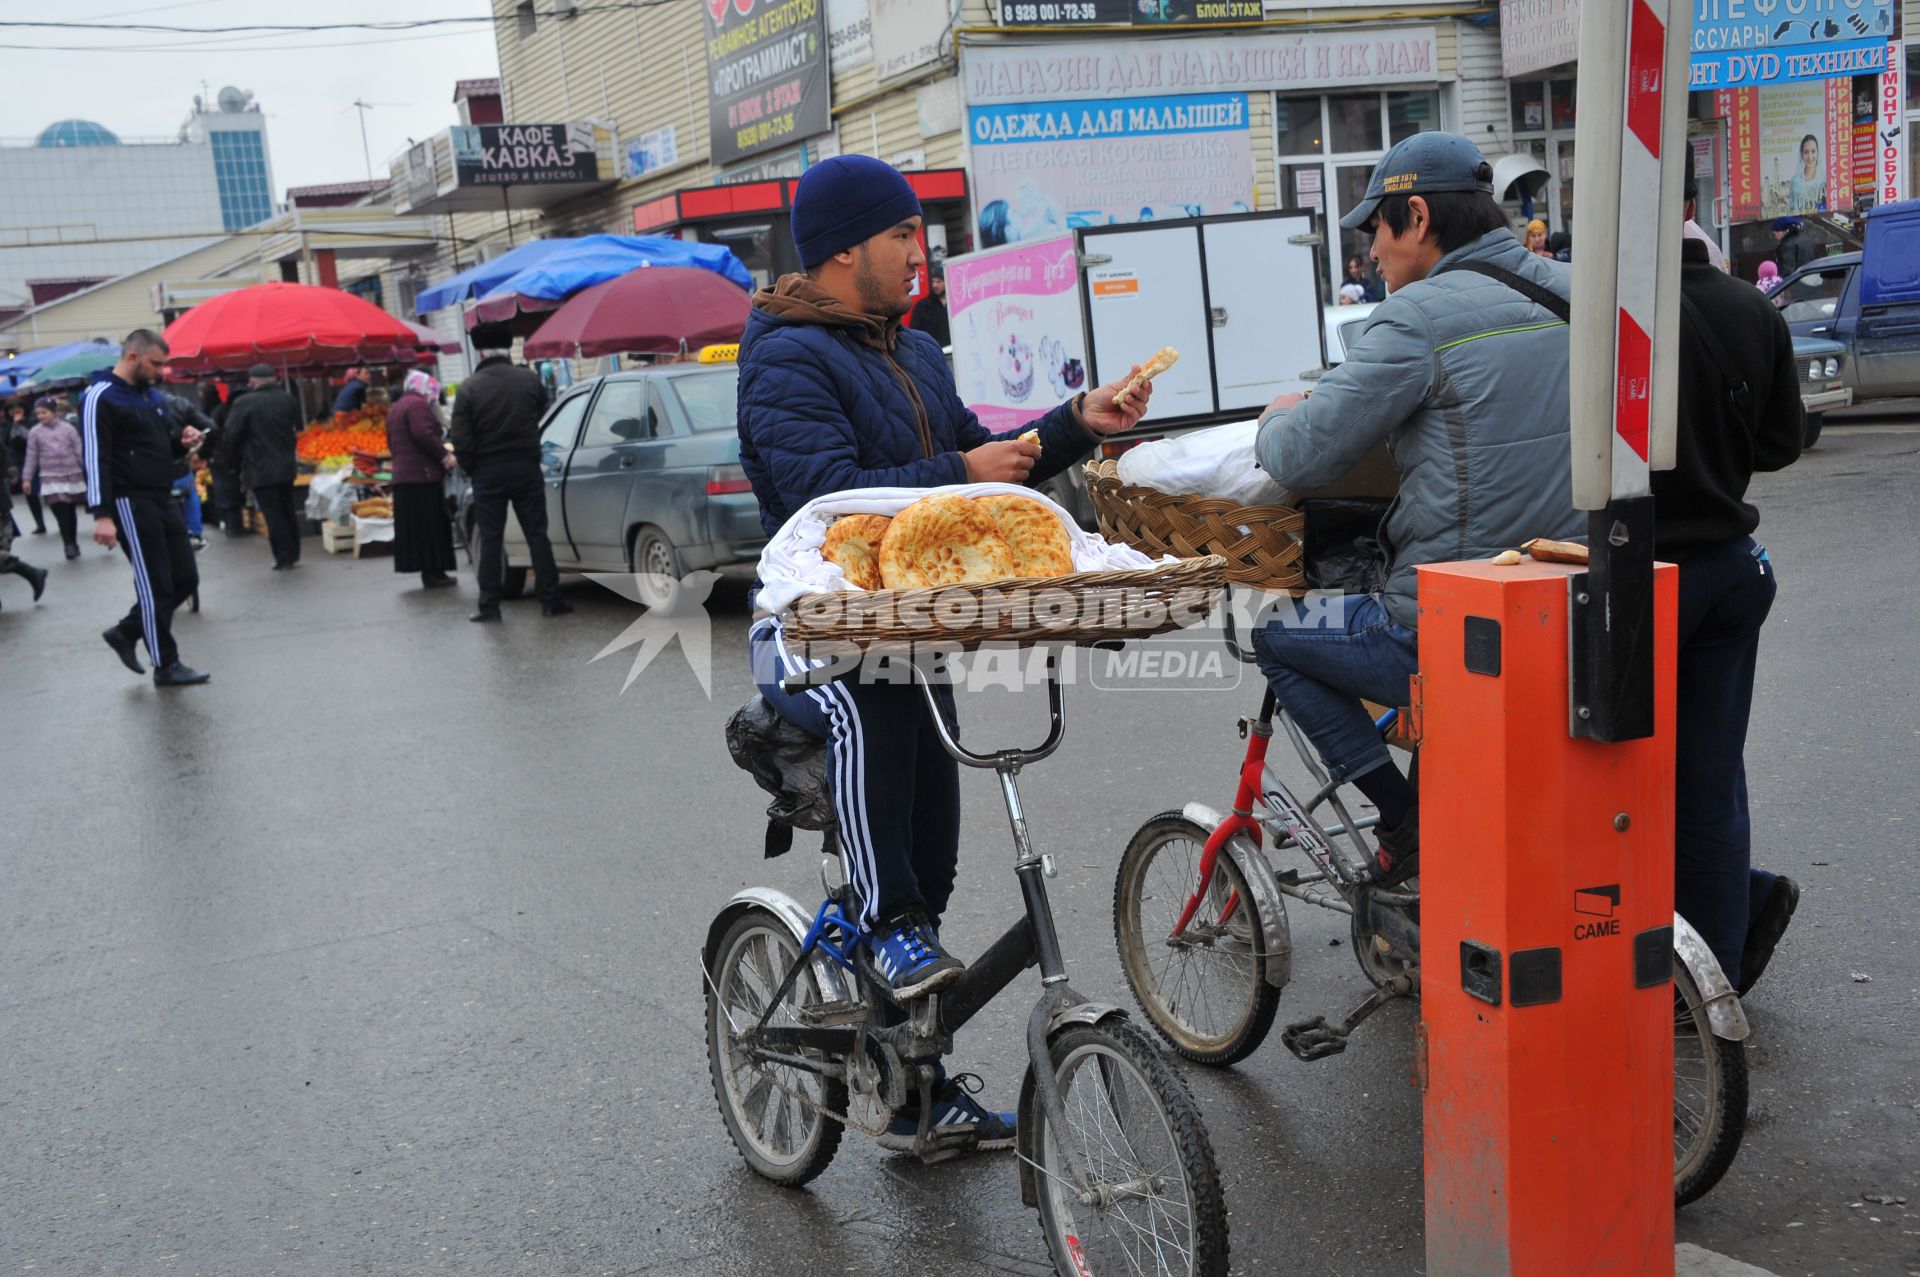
879,494,1017,589
822,514,891,591
976,493,1074,578
1116,347,1179,404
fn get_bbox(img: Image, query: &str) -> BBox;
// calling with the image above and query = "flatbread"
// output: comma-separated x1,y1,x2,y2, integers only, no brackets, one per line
1116,347,1179,404
1017,428,1043,453
975,494,1074,578
878,494,1017,590
821,514,891,591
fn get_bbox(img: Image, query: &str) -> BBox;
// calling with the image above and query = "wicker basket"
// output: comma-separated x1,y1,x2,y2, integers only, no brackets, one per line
1083,459,1306,591
781,556,1228,652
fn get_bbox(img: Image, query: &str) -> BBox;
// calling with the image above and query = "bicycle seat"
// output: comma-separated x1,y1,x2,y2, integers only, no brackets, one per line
724,695,839,857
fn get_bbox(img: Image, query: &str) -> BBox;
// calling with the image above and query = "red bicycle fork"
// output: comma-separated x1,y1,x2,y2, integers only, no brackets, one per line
1169,716,1274,939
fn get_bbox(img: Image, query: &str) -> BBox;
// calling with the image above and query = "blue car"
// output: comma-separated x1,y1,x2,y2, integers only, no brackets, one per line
463,362,762,607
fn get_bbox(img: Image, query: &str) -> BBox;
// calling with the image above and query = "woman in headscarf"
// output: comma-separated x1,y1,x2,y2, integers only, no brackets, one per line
385,369,457,588
21,396,87,558
1755,260,1783,294
1523,219,1552,257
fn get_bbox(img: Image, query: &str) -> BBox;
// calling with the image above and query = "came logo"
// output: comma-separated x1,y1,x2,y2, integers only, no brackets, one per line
586,570,723,696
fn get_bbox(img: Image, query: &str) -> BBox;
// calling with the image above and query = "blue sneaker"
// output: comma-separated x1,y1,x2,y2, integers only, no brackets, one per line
878,1071,1017,1153
870,915,963,999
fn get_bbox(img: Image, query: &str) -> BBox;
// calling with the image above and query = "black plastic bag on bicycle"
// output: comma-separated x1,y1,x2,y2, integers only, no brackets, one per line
724,695,838,858
1301,498,1391,594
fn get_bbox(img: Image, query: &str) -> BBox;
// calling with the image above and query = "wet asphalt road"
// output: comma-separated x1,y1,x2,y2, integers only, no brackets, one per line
2,424,1916,1277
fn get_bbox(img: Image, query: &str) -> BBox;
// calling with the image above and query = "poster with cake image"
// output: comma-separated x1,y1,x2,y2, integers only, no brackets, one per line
945,235,1088,435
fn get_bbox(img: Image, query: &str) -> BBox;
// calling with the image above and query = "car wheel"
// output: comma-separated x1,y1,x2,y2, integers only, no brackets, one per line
629,525,682,610
499,566,528,600
1802,412,1824,449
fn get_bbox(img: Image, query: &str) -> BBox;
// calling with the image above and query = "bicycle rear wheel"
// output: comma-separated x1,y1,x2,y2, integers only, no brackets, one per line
1115,812,1280,1066
1672,959,1747,1206
1031,1018,1230,1277
705,909,847,1187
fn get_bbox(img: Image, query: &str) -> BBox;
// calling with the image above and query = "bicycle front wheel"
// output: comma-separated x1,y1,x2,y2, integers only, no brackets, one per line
1031,1018,1230,1277
1115,812,1280,1065
705,909,847,1187
1673,959,1747,1205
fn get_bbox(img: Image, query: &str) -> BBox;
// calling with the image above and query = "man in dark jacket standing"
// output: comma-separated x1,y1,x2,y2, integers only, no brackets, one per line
223,365,304,569
1661,162,1805,995
739,155,1152,1150
449,321,569,621
82,329,209,685
907,265,949,346
1771,217,1817,275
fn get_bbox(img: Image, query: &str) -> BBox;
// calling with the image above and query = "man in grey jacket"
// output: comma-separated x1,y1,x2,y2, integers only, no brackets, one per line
1253,133,1583,881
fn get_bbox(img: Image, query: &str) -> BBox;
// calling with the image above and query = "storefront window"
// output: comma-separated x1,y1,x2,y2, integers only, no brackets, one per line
1388,93,1438,143
704,222,778,289
1275,97,1324,155
1511,81,1547,132
1550,78,1577,129
1510,80,1575,233
1328,94,1384,153
1908,44,1919,111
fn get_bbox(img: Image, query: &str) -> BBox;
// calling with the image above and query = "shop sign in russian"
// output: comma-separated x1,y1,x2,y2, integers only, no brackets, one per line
1880,40,1907,206
705,0,832,166
1000,0,1263,27
826,0,871,70
964,28,1437,103
872,0,947,81
450,123,611,186
968,92,1254,247
1688,0,1893,88
946,235,1087,433
1499,0,1580,78
626,125,679,178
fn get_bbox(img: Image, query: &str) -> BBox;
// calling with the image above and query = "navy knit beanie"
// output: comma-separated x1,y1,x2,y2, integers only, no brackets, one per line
791,156,922,269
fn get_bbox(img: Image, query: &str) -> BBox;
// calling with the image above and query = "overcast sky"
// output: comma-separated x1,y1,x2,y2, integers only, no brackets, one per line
3,0,501,197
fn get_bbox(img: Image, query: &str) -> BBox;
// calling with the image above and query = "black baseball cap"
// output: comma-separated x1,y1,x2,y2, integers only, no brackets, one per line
1341,131,1495,231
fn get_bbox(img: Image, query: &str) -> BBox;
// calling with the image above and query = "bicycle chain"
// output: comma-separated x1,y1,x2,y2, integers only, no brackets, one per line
738,1055,896,1140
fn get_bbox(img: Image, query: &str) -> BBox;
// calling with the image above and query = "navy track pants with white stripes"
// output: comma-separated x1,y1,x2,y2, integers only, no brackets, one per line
751,618,960,931
110,493,197,670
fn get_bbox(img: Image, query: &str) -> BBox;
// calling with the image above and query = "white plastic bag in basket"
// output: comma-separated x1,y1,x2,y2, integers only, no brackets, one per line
755,483,1163,615
1114,420,1293,506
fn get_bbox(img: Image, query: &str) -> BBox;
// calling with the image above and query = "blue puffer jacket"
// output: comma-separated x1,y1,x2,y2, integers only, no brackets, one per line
737,275,1095,539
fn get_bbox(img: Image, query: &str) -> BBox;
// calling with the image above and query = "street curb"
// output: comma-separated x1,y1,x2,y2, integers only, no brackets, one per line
1677,1242,1781,1276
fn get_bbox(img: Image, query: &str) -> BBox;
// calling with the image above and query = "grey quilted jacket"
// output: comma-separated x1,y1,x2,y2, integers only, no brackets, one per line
1256,229,1584,627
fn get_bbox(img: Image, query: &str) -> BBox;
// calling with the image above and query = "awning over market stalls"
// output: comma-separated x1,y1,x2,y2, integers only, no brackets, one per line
467,235,752,325
412,238,577,315
2,340,117,393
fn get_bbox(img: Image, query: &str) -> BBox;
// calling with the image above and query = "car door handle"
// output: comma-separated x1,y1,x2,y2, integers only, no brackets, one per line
1811,326,1831,334
619,454,636,469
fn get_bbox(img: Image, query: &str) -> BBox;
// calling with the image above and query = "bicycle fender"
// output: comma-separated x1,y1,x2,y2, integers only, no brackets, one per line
1182,802,1293,991
1046,1000,1127,1035
702,887,855,1006
1673,912,1750,1042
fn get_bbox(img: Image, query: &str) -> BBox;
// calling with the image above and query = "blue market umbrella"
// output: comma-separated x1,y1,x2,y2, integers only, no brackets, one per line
468,235,752,325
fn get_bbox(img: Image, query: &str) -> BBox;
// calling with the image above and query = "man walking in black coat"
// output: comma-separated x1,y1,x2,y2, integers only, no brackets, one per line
1659,158,1805,995
449,322,569,622
82,329,209,685
223,364,304,569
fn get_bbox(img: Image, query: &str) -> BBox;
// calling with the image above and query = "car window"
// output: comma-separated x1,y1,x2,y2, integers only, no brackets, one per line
1776,269,1849,324
668,370,740,433
539,392,591,461
1335,318,1372,363
580,379,654,446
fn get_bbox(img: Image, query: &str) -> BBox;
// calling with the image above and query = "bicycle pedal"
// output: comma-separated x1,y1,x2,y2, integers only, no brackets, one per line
914,1125,981,1164
1281,1016,1349,1062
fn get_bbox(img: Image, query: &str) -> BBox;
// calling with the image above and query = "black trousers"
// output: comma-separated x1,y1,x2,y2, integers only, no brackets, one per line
109,493,198,669
470,459,561,608
211,467,245,534
253,482,301,566
1674,535,1779,987
49,500,79,549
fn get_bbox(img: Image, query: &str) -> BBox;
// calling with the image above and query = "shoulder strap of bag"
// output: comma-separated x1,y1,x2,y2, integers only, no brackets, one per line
1438,259,1572,323
1676,290,1754,416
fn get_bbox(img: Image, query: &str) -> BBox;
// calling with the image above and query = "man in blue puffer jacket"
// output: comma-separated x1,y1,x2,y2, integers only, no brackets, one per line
740,155,1152,1152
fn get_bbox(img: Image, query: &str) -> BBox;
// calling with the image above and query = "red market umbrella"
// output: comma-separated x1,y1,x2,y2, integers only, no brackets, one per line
163,281,428,373
520,267,751,360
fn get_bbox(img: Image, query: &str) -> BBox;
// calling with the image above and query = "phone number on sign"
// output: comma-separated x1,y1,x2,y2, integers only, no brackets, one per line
1004,2,1103,21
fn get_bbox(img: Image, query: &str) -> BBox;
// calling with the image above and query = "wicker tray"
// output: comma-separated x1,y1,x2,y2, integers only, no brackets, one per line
1084,459,1306,591
781,555,1228,652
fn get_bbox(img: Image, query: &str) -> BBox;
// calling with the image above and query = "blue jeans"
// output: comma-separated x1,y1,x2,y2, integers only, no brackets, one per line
1252,593,1419,784
1674,536,1779,986
172,472,203,537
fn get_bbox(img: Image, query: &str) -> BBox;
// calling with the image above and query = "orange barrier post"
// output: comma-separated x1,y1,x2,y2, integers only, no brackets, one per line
1419,558,1678,1277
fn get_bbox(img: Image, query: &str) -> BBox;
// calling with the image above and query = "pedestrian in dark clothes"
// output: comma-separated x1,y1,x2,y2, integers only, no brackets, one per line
80,330,208,684
386,369,457,589
1661,156,1805,994
222,365,304,569
7,401,46,534
448,322,570,622
907,266,950,346
0,446,51,612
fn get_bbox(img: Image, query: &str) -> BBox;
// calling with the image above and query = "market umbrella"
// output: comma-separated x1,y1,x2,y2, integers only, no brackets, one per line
521,267,751,360
2,339,116,393
412,238,580,315
163,281,427,374
402,318,458,354
469,235,753,326
17,345,118,392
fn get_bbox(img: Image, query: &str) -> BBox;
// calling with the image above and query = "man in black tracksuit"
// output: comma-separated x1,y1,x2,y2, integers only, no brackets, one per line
82,329,210,685
222,364,304,569
449,321,569,622
1659,162,1804,994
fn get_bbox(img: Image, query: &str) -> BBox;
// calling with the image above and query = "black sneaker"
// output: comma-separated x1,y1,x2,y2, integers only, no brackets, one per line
541,597,575,617
1374,807,1420,888
153,663,211,686
102,627,144,674
1738,876,1799,996
422,572,457,588
469,608,502,623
